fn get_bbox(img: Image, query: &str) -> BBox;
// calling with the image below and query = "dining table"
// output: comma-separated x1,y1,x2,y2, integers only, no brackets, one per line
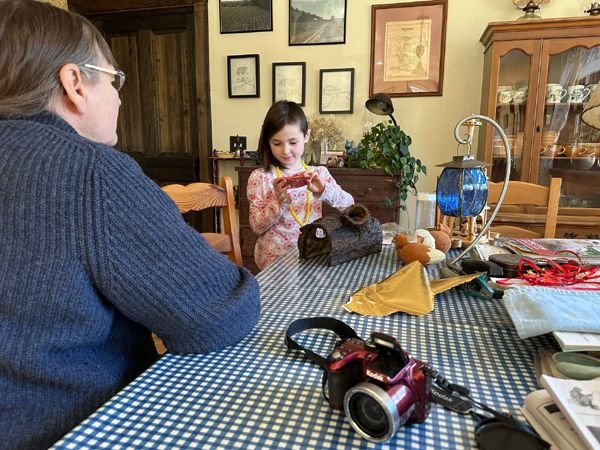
50,245,555,449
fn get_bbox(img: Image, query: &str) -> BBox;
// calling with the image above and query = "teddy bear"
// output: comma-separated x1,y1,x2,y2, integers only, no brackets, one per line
395,225,451,265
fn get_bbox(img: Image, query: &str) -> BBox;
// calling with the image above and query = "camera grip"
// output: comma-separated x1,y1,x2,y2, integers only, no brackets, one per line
327,360,363,409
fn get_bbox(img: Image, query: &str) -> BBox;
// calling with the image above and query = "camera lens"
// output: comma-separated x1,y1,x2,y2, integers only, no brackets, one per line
343,383,400,442
348,393,388,438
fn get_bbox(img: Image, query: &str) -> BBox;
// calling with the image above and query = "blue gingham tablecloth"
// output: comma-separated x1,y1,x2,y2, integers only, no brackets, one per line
50,246,556,449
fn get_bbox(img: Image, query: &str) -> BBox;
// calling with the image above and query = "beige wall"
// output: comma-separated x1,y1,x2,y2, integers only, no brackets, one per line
208,0,581,223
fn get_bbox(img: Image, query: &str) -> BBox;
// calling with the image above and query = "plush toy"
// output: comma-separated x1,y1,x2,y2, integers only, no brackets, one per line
428,224,452,253
395,228,448,266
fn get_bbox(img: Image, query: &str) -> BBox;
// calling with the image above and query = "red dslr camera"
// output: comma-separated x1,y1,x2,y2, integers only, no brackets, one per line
275,171,311,188
326,332,431,442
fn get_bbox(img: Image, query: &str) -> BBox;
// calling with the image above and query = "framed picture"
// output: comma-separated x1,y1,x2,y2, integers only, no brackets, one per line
227,54,260,98
219,0,273,34
289,0,347,45
272,62,306,106
319,68,354,114
370,1,447,97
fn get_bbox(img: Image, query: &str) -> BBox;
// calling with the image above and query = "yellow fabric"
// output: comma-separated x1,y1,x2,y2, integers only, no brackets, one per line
38,0,68,10
344,261,481,317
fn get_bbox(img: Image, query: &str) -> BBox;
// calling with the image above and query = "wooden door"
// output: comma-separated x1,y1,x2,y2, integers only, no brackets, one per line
70,0,214,230
100,11,200,184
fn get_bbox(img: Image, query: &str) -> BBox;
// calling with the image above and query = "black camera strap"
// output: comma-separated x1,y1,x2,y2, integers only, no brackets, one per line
285,317,359,369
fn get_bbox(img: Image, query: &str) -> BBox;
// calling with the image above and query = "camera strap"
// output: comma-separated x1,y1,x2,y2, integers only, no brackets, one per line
285,317,359,369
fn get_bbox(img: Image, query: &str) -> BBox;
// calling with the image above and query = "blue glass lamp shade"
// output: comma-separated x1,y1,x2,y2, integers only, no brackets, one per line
436,157,489,217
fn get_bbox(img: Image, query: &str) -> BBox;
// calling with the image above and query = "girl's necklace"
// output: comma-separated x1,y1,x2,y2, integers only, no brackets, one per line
275,161,311,226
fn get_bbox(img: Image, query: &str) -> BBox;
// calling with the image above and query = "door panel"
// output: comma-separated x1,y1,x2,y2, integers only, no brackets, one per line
100,11,199,185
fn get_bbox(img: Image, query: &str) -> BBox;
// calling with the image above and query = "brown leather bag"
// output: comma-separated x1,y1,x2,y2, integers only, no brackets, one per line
298,204,383,266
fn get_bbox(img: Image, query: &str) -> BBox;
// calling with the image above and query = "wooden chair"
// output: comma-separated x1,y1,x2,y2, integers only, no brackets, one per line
487,177,562,238
162,176,243,265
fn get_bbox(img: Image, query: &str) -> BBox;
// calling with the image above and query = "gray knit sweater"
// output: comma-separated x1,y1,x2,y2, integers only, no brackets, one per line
0,112,260,450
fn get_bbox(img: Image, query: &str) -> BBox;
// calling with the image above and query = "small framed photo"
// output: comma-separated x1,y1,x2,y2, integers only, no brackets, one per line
370,1,447,97
319,68,354,114
289,0,347,46
227,54,260,98
219,0,273,34
272,62,306,106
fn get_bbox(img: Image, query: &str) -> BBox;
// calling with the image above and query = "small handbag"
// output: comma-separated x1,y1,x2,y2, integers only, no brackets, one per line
297,204,382,266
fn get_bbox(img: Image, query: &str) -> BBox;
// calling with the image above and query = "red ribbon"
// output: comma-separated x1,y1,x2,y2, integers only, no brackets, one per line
513,250,600,290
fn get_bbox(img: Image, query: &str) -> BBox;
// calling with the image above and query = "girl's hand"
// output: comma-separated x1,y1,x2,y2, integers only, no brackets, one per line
306,172,325,195
274,178,291,203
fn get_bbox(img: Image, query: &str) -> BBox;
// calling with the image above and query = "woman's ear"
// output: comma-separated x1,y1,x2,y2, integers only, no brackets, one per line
304,128,311,143
57,64,87,114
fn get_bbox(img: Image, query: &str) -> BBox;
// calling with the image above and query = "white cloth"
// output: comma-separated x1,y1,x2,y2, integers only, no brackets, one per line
503,287,600,339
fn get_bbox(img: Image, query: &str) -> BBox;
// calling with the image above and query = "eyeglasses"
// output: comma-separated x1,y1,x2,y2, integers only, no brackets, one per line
82,64,126,92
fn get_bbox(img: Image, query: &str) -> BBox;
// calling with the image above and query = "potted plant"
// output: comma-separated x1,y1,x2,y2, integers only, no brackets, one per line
346,121,426,210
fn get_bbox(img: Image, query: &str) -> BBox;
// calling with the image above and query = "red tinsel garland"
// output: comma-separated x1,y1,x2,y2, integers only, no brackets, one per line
514,250,600,289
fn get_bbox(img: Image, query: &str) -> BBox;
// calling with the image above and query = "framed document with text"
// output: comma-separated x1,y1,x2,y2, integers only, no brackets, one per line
370,1,447,97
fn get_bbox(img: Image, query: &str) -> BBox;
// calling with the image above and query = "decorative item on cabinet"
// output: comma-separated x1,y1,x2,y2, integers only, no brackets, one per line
236,166,399,273
512,0,548,20
346,123,426,211
478,17,600,238
583,2,600,15
306,115,344,165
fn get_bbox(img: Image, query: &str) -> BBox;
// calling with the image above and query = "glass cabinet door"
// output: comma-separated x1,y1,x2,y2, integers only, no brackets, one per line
540,43,600,212
490,49,533,183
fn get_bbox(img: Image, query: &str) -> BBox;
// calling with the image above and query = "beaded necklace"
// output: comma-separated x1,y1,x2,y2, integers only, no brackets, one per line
275,161,311,226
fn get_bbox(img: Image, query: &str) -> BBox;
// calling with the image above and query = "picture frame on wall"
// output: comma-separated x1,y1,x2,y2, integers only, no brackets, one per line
319,68,354,114
370,1,447,97
272,62,306,106
289,0,347,45
227,54,260,98
219,0,273,34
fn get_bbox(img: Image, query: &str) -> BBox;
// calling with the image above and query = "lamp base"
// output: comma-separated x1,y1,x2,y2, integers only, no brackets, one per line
439,214,490,249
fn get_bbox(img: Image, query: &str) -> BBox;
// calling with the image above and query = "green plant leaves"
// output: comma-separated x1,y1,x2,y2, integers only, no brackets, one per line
347,122,426,211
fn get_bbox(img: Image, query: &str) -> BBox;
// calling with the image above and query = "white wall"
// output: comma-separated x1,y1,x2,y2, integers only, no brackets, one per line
208,0,582,225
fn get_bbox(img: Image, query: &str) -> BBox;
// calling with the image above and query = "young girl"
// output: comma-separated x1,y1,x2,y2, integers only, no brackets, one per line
248,101,354,270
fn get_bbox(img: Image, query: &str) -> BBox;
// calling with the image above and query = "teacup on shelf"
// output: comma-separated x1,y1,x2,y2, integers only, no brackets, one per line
546,83,567,104
541,130,558,146
540,145,565,159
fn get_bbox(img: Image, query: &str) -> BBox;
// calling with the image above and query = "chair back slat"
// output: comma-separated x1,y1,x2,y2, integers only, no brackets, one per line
162,177,242,265
487,177,562,238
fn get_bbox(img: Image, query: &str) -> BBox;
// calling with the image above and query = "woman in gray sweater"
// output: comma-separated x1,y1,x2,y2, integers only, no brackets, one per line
0,1,260,449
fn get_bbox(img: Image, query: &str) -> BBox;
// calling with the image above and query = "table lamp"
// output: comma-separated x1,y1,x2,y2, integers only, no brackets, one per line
436,115,511,267
365,93,397,126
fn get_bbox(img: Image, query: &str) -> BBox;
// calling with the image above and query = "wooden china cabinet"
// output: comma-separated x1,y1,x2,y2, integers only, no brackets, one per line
236,166,399,273
479,17,600,238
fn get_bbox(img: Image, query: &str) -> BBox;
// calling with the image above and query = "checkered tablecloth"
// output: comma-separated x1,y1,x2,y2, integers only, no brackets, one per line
51,246,555,449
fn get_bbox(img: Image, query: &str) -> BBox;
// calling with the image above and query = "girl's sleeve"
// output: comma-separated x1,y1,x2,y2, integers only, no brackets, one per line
316,166,354,211
248,169,283,235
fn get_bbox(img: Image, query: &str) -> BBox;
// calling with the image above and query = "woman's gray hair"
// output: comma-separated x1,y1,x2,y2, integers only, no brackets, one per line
0,0,117,118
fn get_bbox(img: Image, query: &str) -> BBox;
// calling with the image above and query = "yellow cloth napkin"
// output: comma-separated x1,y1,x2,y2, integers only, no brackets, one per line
344,261,480,317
